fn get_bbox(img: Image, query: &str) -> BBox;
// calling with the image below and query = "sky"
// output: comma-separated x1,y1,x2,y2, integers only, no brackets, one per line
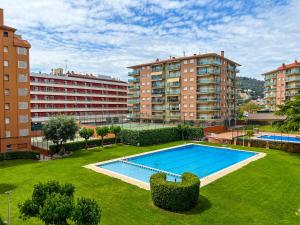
1,0,299,81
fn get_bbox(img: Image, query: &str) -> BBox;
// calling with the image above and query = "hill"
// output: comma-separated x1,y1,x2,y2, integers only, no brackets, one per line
237,76,264,98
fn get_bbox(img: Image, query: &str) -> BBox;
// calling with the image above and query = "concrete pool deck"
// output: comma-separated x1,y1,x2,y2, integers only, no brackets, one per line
84,143,266,190
252,132,300,144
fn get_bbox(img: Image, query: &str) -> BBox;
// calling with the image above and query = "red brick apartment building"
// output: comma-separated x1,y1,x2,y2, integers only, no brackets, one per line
30,69,127,128
127,51,240,125
0,9,31,153
263,61,300,111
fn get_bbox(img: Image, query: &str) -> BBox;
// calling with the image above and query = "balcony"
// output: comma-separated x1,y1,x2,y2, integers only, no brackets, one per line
152,114,165,119
265,93,275,98
152,90,165,96
152,98,164,104
197,78,221,85
128,78,140,83
167,98,179,103
286,92,300,97
197,98,220,103
197,115,221,120
128,69,140,76
169,114,181,119
152,82,164,89
169,106,180,111
128,85,140,90
197,106,221,111
197,59,221,66
152,75,163,81
166,64,181,71
167,82,180,87
285,68,300,75
152,66,163,73
152,106,165,111
128,106,140,111
286,77,300,82
197,68,221,76
167,71,180,78
197,88,221,94
128,91,140,98
127,99,140,104
166,89,180,95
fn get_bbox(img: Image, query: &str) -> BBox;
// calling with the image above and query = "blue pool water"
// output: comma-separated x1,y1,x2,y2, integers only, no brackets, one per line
99,144,257,183
258,135,300,143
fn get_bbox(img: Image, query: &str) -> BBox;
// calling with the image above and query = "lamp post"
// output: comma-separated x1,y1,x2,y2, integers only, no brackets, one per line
5,191,11,225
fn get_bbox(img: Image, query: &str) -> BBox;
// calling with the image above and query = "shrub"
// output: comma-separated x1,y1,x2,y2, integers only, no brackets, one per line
246,130,254,137
186,127,204,140
0,217,5,225
72,198,101,225
0,151,39,161
150,172,200,211
49,138,115,155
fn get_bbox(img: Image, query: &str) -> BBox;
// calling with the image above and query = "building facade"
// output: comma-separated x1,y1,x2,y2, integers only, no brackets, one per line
30,70,127,127
128,51,240,125
263,61,300,111
0,9,31,153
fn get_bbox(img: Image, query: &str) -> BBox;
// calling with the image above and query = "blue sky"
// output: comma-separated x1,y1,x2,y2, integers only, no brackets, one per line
1,0,299,81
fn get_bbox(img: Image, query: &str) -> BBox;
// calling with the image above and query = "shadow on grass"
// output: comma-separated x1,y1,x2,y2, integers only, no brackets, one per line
0,184,17,193
0,159,38,169
179,195,212,215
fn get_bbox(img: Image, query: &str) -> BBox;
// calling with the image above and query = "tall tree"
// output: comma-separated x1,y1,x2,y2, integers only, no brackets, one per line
240,102,262,114
109,125,121,144
96,126,109,148
274,95,300,132
43,115,78,155
79,128,94,150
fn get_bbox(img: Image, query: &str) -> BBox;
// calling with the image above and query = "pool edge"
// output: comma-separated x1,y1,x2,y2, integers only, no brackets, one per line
84,143,266,191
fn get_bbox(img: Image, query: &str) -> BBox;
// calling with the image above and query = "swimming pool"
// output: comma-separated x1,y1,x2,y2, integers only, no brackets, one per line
85,144,265,189
258,135,300,143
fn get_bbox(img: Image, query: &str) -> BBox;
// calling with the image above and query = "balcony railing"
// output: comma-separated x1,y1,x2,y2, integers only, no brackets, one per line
166,64,181,71
152,106,165,111
152,75,163,80
128,69,140,76
197,78,221,84
167,82,180,87
197,98,220,102
197,59,221,66
152,90,165,95
152,82,164,88
197,115,221,120
286,77,300,82
166,90,180,95
127,99,140,104
197,69,221,75
285,68,300,75
128,78,140,83
197,88,221,94
197,106,221,111
169,106,180,111
152,99,164,104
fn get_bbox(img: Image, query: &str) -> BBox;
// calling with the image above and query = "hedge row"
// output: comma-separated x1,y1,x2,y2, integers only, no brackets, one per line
49,137,116,155
120,127,204,146
0,151,39,161
150,172,200,211
236,138,300,153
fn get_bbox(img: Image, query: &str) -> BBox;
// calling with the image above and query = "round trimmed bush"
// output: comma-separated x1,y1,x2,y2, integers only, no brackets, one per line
150,172,200,211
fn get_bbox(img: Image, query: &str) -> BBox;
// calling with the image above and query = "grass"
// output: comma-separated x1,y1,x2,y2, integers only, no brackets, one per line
0,141,300,225
244,124,300,134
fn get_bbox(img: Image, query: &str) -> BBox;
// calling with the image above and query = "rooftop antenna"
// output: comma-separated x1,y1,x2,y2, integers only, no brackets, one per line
183,51,186,57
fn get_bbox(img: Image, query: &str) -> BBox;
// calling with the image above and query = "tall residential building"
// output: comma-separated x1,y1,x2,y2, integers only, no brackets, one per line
30,70,127,127
263,60,300,111
127,51,240,125
0,9,31,153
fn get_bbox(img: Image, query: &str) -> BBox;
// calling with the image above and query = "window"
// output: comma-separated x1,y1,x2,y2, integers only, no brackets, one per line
184,112,188,116
4,46,8,52
190,112,194,116
190,104,194,108
183,87,188,90
184,78,188,82
189,68,194,72
189,77,194,81
183,95,188,99
3,31,8,37
19,115,29,123
19,129,29,137
190,95,194,99
4,89,10,96
19,102,29,109
190,59,194,63
5,103,10,110
184,68,187,73
4,74,9,81
18,74,28,82
18,61,27,69
184,104,187,108
17,47,27,55
184,60,187,64
6,144,12,151
4,60,8,67
5,131,11,138
5,117,10,124
18,88,28,96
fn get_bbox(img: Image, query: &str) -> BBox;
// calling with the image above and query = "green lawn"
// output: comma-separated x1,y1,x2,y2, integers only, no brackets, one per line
1,141,300,225
245,124,300,134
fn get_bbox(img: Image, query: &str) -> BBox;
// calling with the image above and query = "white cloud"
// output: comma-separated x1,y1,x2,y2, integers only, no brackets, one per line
0,0,299,81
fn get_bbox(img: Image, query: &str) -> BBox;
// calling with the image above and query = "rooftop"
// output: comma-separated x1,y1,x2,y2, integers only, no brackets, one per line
262,60,300,75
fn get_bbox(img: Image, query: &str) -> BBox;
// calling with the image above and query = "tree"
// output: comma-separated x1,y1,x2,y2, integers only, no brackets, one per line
72,198,101,225
40,193,74,225
19,181,101,225
96,126,109,148
43,115,79,155
79,128,94,150
109,125,121,144
177,124,189,140
274,95,300,132
239,102,262,114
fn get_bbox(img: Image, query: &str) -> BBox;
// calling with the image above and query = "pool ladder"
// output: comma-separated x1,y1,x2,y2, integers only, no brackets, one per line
119,159,182,178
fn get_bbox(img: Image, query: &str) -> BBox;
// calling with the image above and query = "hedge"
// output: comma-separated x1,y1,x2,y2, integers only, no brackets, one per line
150,172,200,211
120,127,204,146
0,151,39,161
49,137,116,155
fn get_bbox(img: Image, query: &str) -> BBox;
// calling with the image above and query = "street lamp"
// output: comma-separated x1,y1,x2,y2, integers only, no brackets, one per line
4,191,11,225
